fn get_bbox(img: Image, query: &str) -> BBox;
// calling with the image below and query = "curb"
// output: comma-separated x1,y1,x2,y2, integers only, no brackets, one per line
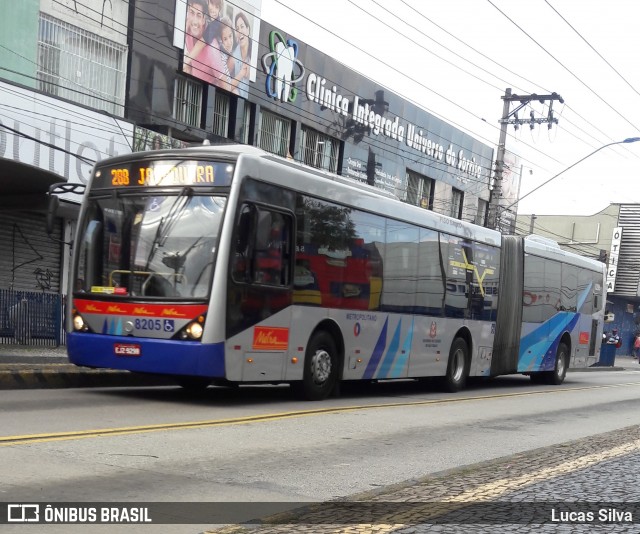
572,366,626,372
0,364,172,390
0,360,636,390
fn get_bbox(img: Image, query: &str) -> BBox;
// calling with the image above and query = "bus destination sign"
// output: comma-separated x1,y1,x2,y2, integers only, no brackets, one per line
94,160,234,188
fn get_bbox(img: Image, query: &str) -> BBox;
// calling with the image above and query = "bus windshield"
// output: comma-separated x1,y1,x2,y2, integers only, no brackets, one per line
75,191,226,299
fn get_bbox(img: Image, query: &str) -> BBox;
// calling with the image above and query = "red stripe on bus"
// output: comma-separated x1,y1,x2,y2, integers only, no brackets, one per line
74,299,208,318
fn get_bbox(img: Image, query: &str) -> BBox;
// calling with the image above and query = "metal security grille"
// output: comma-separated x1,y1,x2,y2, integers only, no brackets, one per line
0,211,64,347
299,125,339,172
476,199,489,226
0,213,61,292
212,91,230,137
258,110,291,157
615,205,640,296
37,13,126,115
174,77,202,127
406,170,433,209
240,106,251,144
451,188,464,219
0,289,64,346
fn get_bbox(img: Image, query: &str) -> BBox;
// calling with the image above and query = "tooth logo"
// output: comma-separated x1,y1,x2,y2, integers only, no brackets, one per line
262,31,305,103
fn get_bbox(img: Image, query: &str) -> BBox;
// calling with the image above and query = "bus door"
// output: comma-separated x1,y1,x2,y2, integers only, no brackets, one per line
227,203,295,381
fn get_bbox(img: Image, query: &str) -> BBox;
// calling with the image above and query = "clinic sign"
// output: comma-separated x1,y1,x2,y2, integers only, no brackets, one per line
606,227,622,292
0,81,133,197
260,31,484,182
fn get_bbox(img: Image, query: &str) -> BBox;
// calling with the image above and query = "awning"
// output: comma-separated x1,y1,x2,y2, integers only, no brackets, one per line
0,157,64,211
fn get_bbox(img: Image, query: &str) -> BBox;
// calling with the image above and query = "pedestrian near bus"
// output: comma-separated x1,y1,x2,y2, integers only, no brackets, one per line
606,328,621,345
633,333,640,360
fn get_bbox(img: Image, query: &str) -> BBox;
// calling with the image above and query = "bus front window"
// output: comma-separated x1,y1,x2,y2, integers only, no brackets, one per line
75,194,226,299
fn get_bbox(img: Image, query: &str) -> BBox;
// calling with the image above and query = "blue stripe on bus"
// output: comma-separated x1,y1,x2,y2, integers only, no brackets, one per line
518,312,580,372
390,318,414,378
362,317,388,379
518,281,592,372
67,333,226,378
578,282,592,311
376,319,401,378
102,318,124,336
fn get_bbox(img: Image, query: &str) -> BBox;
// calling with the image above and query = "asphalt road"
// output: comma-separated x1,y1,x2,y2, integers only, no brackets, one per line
3,367,640,533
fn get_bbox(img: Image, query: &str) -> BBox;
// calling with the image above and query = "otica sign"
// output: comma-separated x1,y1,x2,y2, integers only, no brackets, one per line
260,30,485,181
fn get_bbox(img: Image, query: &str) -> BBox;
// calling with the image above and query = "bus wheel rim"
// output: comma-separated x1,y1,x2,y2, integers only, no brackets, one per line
557,354,565,377
452,349,465,382
311,349,331,384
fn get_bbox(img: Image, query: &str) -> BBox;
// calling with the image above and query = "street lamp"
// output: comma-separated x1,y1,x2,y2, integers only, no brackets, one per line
501,137,640,214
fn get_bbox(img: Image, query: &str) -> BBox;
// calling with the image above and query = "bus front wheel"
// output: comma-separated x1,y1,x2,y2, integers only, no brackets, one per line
442,337,469,392
296,331,338,401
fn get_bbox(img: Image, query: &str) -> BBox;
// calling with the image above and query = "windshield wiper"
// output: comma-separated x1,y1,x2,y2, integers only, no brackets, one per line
145,187,193,269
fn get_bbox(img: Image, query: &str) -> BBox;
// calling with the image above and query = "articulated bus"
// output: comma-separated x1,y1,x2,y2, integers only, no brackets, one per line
56,144,606,400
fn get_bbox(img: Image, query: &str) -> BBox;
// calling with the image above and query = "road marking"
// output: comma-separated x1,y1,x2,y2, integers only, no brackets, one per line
2,381,639,446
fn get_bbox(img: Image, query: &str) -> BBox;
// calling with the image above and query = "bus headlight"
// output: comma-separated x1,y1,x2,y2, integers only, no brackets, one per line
178,314,205,340
185,321,203,340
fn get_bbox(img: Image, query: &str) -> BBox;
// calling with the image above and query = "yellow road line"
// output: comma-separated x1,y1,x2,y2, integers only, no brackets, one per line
2,381,639,446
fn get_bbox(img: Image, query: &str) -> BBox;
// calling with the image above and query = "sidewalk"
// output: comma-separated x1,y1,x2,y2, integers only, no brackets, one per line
0,344,171,389
203,424,640,532
597,352,639,369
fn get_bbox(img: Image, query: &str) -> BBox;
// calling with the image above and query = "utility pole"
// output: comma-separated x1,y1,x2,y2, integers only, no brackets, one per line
486,88,564,231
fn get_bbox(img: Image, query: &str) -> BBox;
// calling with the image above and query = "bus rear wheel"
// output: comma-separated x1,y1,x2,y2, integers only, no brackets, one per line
442,337,469,392
296,331,338,401
546,342,568,385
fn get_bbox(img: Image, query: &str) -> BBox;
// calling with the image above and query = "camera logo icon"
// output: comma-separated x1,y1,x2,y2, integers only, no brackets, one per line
7,504,40,522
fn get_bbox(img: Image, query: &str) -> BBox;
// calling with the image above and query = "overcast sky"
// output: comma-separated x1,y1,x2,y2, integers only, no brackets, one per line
261,0,640,216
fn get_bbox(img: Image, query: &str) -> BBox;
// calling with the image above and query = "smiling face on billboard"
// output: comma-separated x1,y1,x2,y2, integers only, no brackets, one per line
186,0,207,40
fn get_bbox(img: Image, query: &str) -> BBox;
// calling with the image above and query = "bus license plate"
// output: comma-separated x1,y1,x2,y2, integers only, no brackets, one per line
114,343,141,357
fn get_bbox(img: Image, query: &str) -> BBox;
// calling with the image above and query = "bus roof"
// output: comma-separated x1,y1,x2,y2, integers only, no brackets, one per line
98,144,499,247
524,234,604,272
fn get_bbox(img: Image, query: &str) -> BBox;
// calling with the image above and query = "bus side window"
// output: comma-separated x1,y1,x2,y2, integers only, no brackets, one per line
232,204,256,282
254,210,292,286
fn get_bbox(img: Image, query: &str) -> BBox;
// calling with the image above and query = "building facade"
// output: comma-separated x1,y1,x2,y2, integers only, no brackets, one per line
0,0,495,343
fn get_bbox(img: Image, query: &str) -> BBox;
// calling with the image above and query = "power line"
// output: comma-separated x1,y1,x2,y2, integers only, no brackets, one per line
270,0,568,170
393,0,623,154
0,0,502,193
544,0,640,100
487,0,640,133
6,0,635,240
501,137,640,213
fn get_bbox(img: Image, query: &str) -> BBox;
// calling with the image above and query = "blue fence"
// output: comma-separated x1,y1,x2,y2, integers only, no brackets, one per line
0,290,65,346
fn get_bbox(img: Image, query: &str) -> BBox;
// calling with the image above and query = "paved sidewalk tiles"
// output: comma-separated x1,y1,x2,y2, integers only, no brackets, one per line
203,425,640,532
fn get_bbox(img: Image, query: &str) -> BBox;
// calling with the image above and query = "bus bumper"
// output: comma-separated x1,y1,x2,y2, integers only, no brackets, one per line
67,333,225,378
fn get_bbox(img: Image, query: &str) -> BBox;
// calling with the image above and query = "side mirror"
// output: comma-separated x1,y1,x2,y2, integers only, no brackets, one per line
46,194,59,235
46,182,87,240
